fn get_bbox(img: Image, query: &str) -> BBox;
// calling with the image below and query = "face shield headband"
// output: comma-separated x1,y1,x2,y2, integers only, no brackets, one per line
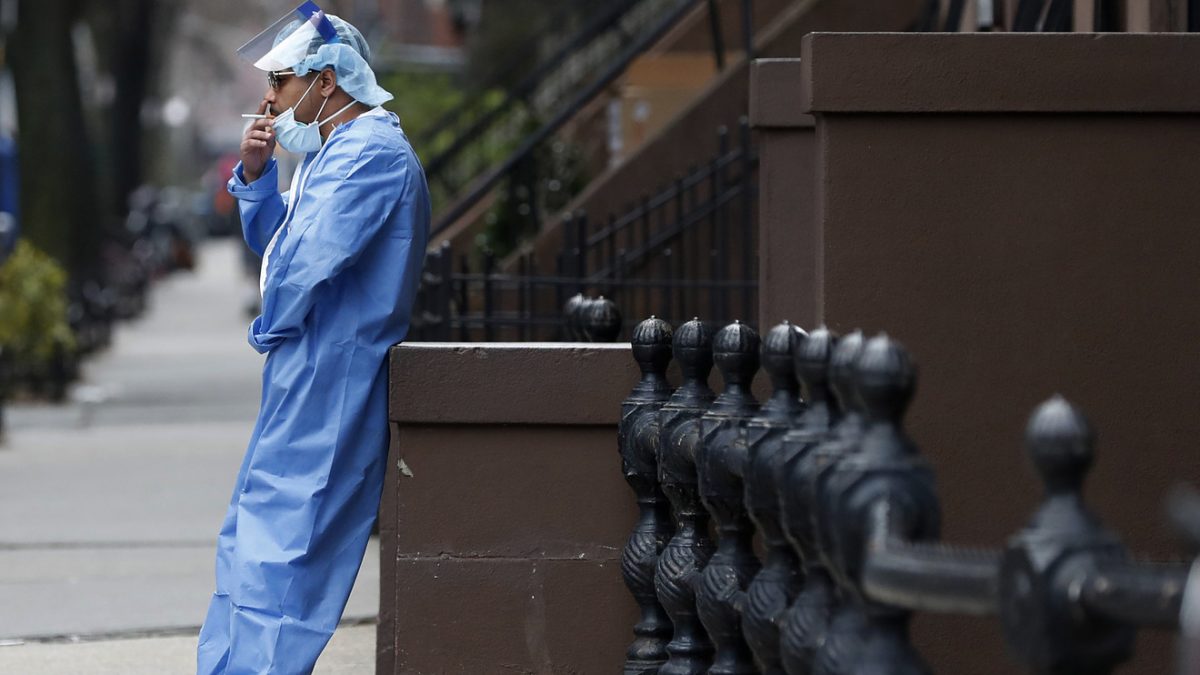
237,2,340,73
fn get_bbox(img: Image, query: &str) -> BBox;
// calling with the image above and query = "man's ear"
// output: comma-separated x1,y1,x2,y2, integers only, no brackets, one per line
319,68,338,97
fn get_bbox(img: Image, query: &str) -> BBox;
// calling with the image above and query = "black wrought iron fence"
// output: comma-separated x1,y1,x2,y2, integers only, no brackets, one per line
917,0,1200,32
431,0,758,237
422,0,651,207
617,315,1193,674
409,119,758,342
916,0,1073,30
414,0,598,150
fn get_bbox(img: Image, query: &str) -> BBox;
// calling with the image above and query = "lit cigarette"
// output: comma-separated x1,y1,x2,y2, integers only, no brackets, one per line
242,114,271,119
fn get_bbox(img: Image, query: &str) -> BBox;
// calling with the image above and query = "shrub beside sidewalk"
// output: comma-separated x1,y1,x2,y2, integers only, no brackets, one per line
0,240,76,402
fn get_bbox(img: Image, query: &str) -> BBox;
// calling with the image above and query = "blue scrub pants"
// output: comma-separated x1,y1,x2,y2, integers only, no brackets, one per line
195,407,387,674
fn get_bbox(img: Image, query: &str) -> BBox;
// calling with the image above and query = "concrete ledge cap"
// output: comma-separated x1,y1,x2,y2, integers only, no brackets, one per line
750,59,816,128
389,342,636,425
800,32,1200,113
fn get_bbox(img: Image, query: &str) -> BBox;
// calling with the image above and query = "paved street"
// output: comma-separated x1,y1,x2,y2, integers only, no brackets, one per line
0,239,378,672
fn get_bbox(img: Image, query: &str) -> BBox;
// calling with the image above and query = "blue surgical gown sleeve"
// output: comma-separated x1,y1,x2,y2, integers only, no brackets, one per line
248,143,408,354
228,159,287,256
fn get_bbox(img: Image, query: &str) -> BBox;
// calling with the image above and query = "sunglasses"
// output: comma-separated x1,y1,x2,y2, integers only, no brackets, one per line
267,69,296,90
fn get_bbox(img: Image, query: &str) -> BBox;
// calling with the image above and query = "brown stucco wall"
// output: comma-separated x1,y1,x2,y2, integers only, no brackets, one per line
380,343,642,673
750,59,816,329
755,32,1200,673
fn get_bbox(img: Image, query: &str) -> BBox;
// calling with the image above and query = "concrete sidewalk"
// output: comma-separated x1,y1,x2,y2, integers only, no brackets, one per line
0,623,375,674
0,239,378,671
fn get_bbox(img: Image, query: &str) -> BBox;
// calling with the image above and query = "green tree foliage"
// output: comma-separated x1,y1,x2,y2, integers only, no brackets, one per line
379,68,512,214
379,69,468,151
480,125,589,259
465,0,590,90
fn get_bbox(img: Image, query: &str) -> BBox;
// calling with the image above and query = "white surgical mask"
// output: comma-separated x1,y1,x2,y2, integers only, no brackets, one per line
272,76,356,153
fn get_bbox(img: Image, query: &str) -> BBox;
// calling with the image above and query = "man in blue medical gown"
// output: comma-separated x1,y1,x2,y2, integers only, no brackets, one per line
197,7,429,673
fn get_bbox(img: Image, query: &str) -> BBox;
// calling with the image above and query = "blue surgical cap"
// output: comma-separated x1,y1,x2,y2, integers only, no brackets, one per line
283,15,393,107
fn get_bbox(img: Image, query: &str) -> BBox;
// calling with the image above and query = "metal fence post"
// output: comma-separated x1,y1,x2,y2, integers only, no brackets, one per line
620,317,677,673
526,255,539,341
814,336,937,672
997,398,1136,672
706,0,726,71
714,126,730,324
655,318,717,671
695,320,762,672
740,0,754,60
673,173,688,315
661,248,675,323
805,332,871,674
518,255,529,342
554,253,566,340
576,210,589,295
775,327,842,673
438,242,453,341
482,251,495,342
685,166,699,290
742,321,807,673
608,213,619,296
458,255,470,342
640,193,652,317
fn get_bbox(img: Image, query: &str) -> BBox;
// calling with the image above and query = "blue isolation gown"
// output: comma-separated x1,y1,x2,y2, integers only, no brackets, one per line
197,108,429,674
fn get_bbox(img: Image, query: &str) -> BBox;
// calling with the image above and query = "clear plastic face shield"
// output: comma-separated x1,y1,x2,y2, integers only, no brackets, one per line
237,2,340,72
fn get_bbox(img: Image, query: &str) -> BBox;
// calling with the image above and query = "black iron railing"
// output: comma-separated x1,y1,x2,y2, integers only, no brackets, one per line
422,0,649,203
414,0,597,149
432,0,760,237
410,120,757,342
915,0,1070,30
567,119,756,320
917,0,1200,32
617,316,1194,674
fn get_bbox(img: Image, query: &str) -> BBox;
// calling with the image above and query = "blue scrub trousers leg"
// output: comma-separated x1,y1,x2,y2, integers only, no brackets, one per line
197,428,260,675
221,445,385,674
196,498,239,674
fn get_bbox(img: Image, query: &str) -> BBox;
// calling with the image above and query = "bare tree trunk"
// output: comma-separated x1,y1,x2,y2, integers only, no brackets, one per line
9,0,101,278
85,0,178,219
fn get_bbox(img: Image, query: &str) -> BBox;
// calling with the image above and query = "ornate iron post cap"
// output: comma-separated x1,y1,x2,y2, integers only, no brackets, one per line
763,320,806,355
584,296,623,342
828,330,865,413
631,316,673,375
564,293,586,339
713,320,760,393
999,396,1134,675
762,321,806,391
674,318,715,381
1025,395,1094,494
794,326,837,398
855,334,916,425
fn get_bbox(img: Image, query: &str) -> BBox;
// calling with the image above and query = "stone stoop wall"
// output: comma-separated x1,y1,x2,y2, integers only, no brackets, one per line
756,33,1200,673
379,343,641,674
750,58,815,331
